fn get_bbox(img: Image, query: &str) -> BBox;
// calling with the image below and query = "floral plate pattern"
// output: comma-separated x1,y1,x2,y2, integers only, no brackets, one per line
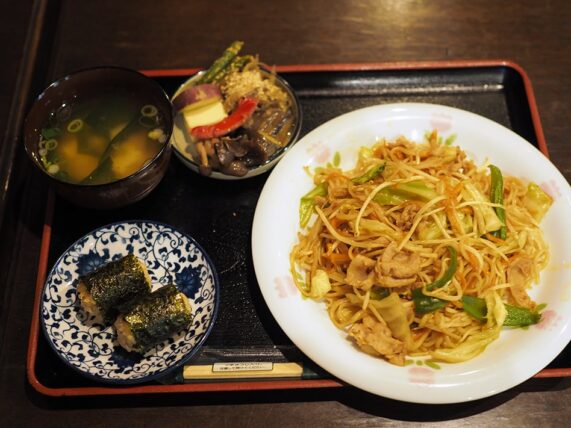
41,221,219,384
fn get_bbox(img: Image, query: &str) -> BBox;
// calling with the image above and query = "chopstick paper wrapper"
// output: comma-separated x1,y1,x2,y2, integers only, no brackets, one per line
183,362,320,381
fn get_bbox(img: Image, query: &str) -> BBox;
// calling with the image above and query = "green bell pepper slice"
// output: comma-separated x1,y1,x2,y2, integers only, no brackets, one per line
413,246,458,314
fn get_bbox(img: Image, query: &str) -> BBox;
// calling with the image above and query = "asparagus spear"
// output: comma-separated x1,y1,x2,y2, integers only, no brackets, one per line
196,41,244,85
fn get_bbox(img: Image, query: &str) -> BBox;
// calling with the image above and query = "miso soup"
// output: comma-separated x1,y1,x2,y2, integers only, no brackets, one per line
39,93,168,185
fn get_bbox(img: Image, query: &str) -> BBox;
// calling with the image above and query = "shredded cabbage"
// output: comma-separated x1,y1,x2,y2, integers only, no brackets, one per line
462,181,502,233
431,291,505,363
310,270,331,299
373,292,412,346
524,182,553,221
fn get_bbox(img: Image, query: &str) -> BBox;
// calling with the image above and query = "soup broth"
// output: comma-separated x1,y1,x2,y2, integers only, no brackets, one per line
39,93,168,185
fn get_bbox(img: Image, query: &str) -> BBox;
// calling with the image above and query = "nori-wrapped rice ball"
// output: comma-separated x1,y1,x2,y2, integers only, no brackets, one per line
114,284,192,353
77,254,152,323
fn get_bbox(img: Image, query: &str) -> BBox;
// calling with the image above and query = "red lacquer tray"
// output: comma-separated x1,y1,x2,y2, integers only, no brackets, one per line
26,61,570,397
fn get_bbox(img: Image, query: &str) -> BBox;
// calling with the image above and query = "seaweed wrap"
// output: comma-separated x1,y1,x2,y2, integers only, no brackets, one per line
77,254,152,323
114,284,193,353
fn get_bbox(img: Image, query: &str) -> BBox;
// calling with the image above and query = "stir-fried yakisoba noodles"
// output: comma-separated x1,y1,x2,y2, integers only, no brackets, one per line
290,131,553,365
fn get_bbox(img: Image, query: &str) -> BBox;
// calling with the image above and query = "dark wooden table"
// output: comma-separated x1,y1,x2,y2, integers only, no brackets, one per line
1,0,570,425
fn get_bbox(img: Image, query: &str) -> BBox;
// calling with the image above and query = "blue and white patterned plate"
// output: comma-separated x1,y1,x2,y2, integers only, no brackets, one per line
41,220,219,384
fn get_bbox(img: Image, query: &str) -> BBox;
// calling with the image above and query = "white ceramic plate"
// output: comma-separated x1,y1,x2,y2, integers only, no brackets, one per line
252,103,571,403
41,221,219,384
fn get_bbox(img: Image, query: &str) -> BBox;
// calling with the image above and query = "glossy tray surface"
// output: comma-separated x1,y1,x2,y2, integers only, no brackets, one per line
27,62,569,396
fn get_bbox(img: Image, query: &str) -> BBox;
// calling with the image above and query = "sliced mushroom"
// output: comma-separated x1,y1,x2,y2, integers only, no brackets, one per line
214,140,235,167
221,160,249,177
224,136,249,157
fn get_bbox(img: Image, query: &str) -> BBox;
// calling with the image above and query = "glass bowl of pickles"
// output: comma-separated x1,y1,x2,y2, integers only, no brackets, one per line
170,41,302,180
24,66,174,209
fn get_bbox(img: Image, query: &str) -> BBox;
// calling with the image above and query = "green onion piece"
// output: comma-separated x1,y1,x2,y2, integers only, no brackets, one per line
67,119,84,133
141,104,158,117
299,183,328,227
489,165,507,240
44,139,58,150
352,163,385,184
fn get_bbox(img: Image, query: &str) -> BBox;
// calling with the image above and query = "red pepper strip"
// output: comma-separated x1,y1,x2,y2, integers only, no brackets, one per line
190,97,258,140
